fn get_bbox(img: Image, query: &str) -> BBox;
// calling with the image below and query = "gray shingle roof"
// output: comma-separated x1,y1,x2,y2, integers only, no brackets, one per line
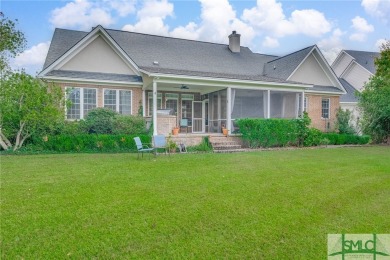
106,29,277,77
263,46,314,79
46,70,142,83
344,50,379,74
307,85,344,94
43,29,88,70
339,78,359,103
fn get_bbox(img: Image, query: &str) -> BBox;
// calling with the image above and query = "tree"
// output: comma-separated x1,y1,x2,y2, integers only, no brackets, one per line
0,72,64,151
358,40,390,143
0,12,26,74
335,108,355,134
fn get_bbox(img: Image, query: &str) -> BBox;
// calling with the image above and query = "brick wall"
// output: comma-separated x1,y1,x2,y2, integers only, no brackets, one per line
306,94,340,132
55,82,142,116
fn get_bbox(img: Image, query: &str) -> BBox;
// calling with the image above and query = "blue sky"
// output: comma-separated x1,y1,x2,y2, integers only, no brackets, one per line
2,0,389,75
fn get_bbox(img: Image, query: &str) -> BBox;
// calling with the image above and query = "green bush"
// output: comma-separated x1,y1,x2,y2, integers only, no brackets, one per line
188,136,213,152
236,118,301,148
113,115,147,135
322,133,370,145
29,134,151,153
304,128,323,147
84,108,118,134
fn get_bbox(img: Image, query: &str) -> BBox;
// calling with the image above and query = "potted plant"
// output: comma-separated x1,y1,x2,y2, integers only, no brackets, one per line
172,126,179,135
221,124,228,136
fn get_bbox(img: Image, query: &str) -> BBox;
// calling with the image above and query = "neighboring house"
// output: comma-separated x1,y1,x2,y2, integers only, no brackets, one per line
331,50,380,130
38,25,346,136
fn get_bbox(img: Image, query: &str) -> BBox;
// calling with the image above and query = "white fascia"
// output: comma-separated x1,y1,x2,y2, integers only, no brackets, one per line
42,76,142,87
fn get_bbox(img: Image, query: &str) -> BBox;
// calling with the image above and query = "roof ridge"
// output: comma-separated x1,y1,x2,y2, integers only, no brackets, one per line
344,49,380,54
105,28,253,50
266,45,315,63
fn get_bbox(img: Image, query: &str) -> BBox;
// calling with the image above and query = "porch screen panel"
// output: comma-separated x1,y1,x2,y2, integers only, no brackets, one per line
270,91,298,119
231,89,265,119
208,90,227,133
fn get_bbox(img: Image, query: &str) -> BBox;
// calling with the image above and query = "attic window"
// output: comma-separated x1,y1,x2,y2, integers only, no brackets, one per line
153,61,159,65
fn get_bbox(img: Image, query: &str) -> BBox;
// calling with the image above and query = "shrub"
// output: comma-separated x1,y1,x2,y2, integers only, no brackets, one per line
335,108,356,134
113,115,146,135
188,136,212,152
322,133,370,145
29,134,151,153
84,108,118,134
304,128,323,147
236,118,301,148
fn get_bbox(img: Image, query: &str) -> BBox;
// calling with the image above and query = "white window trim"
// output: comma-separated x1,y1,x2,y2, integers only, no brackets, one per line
103,88,133,115
165,93,179,115
65,87,98,120
321,98,330,119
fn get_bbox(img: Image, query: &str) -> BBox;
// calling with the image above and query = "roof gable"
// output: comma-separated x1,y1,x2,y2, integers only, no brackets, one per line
59,35,136,74
263,46,313,79
39,25,140,77
344,50,379,74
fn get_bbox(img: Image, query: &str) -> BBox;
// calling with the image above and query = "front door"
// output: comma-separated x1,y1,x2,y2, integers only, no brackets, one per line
192,101,203,133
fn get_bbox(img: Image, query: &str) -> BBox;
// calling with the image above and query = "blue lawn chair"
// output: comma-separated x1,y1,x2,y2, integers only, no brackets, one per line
134,137,155,159
153,135,169,155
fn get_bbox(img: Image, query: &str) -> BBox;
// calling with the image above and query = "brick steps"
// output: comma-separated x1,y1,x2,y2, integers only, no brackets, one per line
209,136,244,153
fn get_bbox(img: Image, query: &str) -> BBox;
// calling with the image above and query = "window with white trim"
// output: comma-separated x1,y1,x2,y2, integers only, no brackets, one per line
148,92,162,116
66,87,97,119
165,93,179,115
321,98,330,119
304,97,308,112
104,89,132,115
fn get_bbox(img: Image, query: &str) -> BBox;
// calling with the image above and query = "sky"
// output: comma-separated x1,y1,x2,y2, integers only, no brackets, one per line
2,0,390,75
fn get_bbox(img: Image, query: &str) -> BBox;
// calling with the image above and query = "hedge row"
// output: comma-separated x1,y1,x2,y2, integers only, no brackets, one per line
322,133,370,145
236,118,370,148
29,134,151,152
236,118,301,148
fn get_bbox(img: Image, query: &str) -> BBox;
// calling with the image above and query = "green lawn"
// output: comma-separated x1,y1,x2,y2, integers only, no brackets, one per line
1,147,389,259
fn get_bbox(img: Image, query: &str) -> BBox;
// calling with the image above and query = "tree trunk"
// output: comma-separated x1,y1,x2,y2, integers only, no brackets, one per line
0,128,12,150
13,121,25,151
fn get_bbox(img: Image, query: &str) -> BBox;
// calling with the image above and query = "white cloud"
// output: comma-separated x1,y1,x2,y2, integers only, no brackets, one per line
122,0,174,36
375,38,387,50
351,16,374,33
242,0,331,38
105,0,137,17
14,42,50,67
50,0,114,30
318,28,345,64
362,0,390,24
349,16,374,42
262,36,279,48
50,0,138,30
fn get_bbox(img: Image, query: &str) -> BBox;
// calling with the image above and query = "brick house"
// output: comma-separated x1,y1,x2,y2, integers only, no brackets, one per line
38,25,346,135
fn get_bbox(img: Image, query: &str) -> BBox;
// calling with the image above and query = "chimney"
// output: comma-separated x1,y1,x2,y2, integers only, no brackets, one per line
229,31,240,53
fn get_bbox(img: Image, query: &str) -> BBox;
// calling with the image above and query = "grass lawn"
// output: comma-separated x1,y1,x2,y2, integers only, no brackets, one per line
1,146,389,259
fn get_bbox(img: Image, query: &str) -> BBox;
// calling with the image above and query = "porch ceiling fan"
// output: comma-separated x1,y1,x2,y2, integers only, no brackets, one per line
174,84,189,90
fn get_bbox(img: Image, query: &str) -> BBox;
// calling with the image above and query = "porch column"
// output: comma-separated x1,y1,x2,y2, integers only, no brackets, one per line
301,91,305,116
267,90,271,119
226,87,232,134
153,80,158,135
142,90,146,117
295,93,300,118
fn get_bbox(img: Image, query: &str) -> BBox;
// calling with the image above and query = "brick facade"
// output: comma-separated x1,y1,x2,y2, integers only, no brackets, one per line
55,82,142,116
306,94,340,132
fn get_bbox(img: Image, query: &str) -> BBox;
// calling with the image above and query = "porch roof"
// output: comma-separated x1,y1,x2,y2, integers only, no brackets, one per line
46,70,143,83
140,66,310,86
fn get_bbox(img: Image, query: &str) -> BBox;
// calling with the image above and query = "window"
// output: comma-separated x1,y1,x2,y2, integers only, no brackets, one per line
66,87,97,119
165,93,179,115
321,98,330,119
304,97,308,112
148,92,162,116
104,89,132,115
